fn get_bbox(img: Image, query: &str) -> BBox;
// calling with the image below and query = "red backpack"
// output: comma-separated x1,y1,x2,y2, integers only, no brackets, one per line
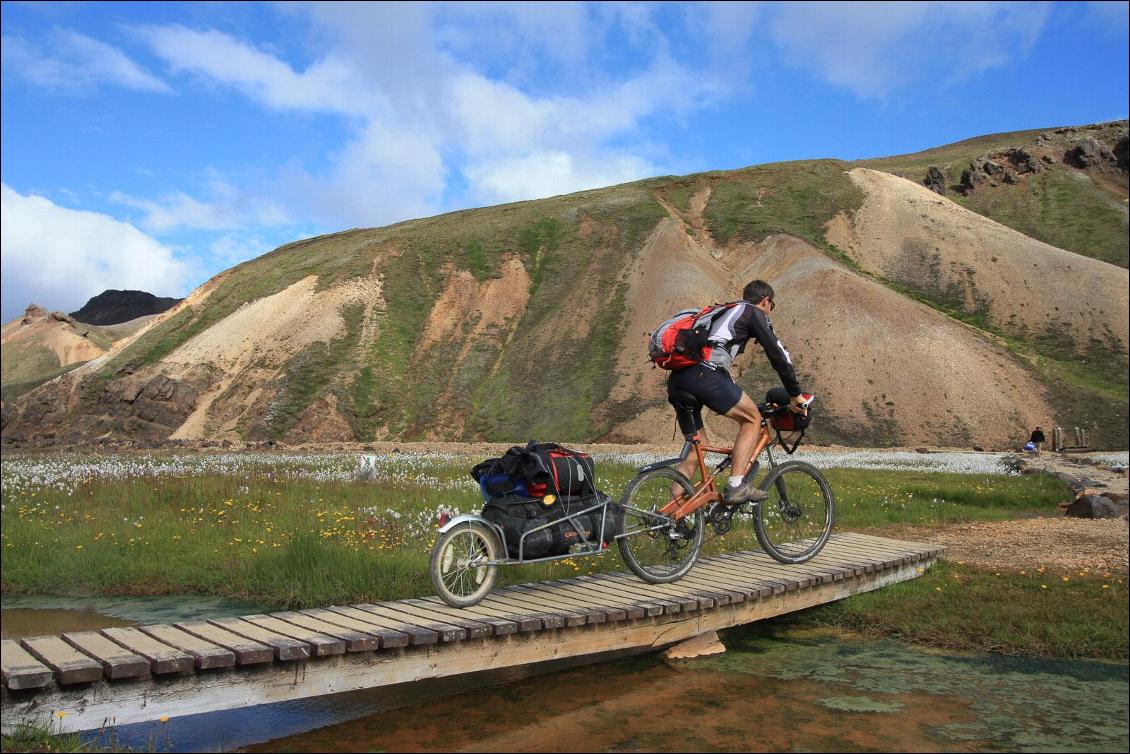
648,303,739,370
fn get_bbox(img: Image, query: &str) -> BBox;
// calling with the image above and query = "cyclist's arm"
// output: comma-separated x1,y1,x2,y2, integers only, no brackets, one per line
745,308,802,397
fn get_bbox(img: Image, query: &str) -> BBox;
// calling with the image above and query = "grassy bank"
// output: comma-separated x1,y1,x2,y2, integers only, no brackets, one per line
0,452,1069,608
797,559,1128,660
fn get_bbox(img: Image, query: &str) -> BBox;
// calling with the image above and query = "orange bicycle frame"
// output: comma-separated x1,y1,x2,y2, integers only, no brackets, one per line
658,423,775,521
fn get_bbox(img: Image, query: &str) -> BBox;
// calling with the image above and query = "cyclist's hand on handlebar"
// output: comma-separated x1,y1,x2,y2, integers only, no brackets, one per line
789,393,813,415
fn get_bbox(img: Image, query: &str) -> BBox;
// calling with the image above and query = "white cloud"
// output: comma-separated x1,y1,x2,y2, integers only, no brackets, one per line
110,178,289,233
763,1,1051,98
138,25,378,117
1,184,192,321
464,151,656,204
282,119,447,228
133,8,720,226
1,29,169,94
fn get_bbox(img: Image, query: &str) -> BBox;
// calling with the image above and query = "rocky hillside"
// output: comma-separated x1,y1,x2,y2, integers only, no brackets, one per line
70,289,182,326
3,121,1127,448
0,305,156,400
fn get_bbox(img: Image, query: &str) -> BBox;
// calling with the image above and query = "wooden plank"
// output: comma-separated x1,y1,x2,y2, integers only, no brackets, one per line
838,534,938,565
697,556,824,595
353,604,466,643
175,622,274,665
239,616,345,657
477,593,577,629
100,628,194,674
707,551,823,590
602,574,706,609
683,560,777,598
504,583,610,624
602,573,717,608
322,606,438,646
663,569,748,605
401,598,518,636
271,612,379,653
700,552,830,590
61,632,148,680
207,618,311,661
715,553,802,591
20,636,102,685
558,577,668,616
416,598,543,633
570,574,682,613
536,578,659,618
555,574,668,614
1,639,54,690
816,539,897,573
299,609,412,649
601,569,746,606
479,591,578,628
514,581,639,622
372,601,494,640
139,625,236,670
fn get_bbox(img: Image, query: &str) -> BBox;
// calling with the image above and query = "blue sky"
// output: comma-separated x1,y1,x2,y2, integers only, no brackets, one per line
2,1,1127,321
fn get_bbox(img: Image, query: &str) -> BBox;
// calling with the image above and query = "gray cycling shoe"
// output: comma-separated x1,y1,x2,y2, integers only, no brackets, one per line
722,478,769,505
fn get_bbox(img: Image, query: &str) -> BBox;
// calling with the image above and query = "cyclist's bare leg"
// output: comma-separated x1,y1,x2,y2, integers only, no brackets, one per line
673,425,706,495
725,393,764,480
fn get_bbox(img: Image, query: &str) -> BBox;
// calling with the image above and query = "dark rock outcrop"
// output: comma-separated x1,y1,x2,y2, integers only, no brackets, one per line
923,166,947,195
70,290,182,326
1114,135,1128,172
1064,137,1114,169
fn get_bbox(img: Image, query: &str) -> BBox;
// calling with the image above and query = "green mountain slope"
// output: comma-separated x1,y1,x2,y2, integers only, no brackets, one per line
3,122,1127,449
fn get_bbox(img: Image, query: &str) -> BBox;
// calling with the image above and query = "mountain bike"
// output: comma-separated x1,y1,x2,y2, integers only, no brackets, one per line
429,398,833,606
617,396,834,583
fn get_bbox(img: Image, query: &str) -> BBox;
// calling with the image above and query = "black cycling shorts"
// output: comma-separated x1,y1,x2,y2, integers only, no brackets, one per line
666,364,743,435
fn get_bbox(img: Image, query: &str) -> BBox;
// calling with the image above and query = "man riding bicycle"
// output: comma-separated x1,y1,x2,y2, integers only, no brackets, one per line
667,279,808,505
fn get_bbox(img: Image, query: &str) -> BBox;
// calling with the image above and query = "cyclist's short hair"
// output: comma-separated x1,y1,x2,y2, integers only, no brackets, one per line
743,279,774,305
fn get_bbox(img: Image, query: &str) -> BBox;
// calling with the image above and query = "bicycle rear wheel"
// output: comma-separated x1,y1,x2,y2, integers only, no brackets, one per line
753,460,834,563
617,468,704,583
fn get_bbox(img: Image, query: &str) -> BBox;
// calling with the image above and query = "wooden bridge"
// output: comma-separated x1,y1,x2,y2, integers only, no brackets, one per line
1,533,942,733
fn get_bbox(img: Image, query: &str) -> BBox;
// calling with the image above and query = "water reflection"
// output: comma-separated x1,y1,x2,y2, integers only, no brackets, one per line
96,621,1128,753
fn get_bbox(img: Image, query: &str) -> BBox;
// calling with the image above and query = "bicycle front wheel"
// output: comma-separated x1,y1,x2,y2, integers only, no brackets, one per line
753,461,834,563
617,467,705,583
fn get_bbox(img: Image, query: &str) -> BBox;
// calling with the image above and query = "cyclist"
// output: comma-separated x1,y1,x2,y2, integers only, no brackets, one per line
667,279,808,504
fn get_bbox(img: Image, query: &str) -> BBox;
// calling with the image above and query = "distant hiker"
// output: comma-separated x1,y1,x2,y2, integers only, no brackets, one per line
1029,427,1046,456
661,279,807,504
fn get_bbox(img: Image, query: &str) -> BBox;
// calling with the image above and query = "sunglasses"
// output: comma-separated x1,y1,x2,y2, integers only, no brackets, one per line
767,298,775,311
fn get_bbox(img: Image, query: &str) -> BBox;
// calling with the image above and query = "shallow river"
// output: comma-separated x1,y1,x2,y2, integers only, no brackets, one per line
3,597,1126,753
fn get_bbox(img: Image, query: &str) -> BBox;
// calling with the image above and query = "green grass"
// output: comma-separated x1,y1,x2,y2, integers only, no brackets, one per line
0,453,1073,609
697,159,865,247
797,560,1129,659
4,452,1117,661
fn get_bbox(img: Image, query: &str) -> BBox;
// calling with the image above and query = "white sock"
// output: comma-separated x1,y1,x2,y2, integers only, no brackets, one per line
728,475,744,488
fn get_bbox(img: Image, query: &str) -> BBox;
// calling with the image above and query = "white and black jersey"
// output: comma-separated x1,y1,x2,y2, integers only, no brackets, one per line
704,302,800,396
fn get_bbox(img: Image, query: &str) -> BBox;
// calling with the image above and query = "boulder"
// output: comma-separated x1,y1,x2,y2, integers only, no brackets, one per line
1000,147,1043,174
1063,492,1130,519
1064,137,1114,169
923,166,947,195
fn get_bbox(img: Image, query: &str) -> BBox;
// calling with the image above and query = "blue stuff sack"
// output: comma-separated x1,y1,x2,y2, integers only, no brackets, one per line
478,472,529,501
